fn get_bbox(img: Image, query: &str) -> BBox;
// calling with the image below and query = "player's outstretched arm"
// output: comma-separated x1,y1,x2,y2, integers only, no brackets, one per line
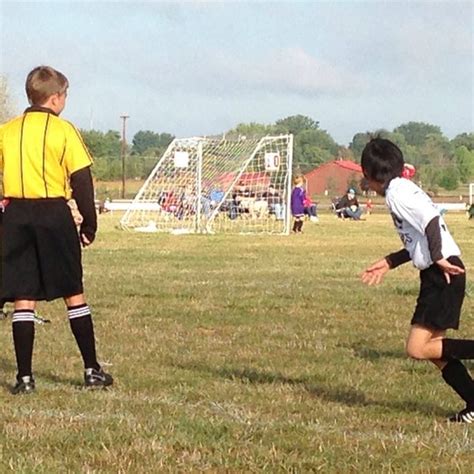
361,258,390,286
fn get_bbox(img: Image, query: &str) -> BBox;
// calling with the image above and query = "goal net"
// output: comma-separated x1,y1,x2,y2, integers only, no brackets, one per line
120,134,293,234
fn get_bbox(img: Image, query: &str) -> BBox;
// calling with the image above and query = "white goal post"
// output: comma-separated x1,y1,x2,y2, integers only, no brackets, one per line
120,134,293,234
470,182,474,206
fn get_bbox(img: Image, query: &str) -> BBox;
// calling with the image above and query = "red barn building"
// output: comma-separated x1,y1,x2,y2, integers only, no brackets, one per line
304,160,363,196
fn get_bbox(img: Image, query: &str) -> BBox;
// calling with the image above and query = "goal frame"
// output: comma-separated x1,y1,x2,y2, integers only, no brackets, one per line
120,134,293,235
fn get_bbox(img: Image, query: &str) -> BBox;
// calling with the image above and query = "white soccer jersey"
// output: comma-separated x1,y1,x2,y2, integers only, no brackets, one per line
385,177,460,270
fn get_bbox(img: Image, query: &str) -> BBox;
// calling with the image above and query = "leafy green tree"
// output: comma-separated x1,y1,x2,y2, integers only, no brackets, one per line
451,133,474,152
274,115,319,135
394,122,443,147
421,134,454,161
418,165,441,195
416,135,454,192
295,144,332,174
402,144,423,168
348,132,371,160
298,129,338,155
293,128,338,172
131,130,174,155
349,130,407,162
226,116,338,174
438,166,460,190
81,130,121,158
454,146,474,183
92,157,122,180
226,122,274,138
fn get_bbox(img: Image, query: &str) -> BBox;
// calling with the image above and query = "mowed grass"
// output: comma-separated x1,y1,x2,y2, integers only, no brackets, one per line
0,211,472,472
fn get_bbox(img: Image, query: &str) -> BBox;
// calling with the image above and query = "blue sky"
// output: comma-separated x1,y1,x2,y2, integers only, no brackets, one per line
1,1,472,145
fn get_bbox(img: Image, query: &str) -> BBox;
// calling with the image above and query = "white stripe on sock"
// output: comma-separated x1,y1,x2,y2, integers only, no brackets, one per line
463,412,474,423
12,312,35,323
68,306,90,320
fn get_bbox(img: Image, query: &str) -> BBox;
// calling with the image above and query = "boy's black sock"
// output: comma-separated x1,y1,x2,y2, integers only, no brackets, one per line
442,359,474,408
297,220,303,232
12,310,36,378
68,304,100,370
292,221,298,232
442,338,474,360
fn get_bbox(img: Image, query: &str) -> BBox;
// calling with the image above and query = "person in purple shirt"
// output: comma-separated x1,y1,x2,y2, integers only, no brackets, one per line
291,176,306,233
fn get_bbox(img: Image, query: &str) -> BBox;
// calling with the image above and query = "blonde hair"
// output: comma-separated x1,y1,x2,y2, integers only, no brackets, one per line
293,176,304,186
25,66,69,106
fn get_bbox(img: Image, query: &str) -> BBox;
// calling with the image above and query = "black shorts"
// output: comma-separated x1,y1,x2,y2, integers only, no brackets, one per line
1,198,83,301
411,256,466,330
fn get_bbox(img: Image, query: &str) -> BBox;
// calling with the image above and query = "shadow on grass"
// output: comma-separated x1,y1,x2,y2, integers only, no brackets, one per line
176,362,452,418
35,372,82,388
0,357,80,392
0,357,16,391
348,342,406,361
347,342,473,371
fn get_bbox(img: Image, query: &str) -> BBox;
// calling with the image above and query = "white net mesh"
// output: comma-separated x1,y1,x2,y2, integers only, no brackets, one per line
120,134,293,234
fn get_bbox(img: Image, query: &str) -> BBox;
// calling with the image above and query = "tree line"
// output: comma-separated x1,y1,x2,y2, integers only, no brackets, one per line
80,115,473,193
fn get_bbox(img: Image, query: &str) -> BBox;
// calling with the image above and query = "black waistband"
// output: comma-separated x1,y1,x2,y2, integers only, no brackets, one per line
6,197,66,203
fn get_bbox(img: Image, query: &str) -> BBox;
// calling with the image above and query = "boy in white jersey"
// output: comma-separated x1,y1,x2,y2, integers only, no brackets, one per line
361,137,474,423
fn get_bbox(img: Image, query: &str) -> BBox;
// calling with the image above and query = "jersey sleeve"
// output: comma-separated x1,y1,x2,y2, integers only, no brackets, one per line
386,188,439,235
62,122,93,175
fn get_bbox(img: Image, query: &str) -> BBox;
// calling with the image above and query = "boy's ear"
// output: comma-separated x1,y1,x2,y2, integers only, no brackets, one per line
50,93,61,106
41,93,59,109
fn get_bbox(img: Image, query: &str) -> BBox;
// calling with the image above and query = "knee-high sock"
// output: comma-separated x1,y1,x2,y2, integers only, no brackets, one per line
297,220,304,232
68,304,100,370
442,338,474,360
442,359,474,407
12,310,35,378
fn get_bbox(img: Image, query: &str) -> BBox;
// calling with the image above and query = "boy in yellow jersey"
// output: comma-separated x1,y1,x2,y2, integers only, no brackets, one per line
0,66,113,393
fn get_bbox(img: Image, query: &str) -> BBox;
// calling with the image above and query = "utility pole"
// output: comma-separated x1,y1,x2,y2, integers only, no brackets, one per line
120,114,129,199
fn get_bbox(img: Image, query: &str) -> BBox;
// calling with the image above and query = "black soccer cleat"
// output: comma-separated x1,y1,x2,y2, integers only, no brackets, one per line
12,375,36,395
84,368,113,389
449,406,474,423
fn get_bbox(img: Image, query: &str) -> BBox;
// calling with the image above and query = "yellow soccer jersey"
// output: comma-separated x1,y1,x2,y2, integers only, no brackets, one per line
0,108,92,199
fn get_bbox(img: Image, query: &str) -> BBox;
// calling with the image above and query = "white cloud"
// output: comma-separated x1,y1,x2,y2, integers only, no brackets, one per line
129,46,364,99
228,47,361,96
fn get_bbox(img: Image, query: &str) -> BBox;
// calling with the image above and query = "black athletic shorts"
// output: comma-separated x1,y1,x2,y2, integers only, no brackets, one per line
411,256,466,330
1,198,83,301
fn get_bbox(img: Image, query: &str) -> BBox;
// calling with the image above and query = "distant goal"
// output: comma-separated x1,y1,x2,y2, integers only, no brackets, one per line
120,134,293,234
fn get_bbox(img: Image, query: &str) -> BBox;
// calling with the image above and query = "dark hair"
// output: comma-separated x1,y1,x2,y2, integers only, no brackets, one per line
361,137,404,187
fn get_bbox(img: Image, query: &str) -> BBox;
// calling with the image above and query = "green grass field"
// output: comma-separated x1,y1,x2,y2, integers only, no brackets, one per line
0,211,472,472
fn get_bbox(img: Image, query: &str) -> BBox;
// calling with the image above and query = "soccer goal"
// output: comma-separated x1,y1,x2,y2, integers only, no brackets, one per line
120,134,293,234
470,182,474,206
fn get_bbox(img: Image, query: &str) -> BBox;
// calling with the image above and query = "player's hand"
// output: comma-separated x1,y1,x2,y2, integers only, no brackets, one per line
436,258,465,284
81,233,91,247
361,258,390,286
